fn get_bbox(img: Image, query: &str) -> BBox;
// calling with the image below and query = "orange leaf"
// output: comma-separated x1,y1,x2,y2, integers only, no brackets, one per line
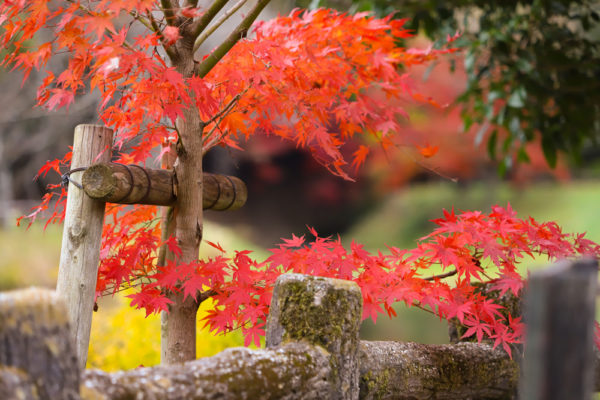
417,143,439,158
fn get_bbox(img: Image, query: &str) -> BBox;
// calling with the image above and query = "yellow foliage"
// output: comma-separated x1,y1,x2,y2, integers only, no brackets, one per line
87,294,246,371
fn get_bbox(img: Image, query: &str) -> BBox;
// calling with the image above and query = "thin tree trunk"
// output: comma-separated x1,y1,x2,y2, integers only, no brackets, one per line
162,36,204,364
159,0,271,363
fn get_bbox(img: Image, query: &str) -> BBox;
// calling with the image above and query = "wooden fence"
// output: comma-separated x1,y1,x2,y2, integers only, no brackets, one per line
0,260,598,400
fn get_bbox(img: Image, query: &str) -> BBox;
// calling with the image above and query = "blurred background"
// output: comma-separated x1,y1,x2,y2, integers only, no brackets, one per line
1,0,599,370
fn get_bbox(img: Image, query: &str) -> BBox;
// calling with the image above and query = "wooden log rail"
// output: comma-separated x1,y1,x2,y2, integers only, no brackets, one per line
2,261,599,399
81,162,247,211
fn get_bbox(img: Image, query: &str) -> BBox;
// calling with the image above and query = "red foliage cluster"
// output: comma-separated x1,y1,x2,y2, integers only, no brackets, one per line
2,1,597,355
125,205,598,353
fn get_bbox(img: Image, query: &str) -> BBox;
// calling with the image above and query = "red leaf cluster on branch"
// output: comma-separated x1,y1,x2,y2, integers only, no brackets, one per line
3,1,597,355
124,205,598,352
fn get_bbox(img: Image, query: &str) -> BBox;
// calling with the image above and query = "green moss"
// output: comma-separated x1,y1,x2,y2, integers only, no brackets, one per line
411,346,518,397
360,369,391,400
200,348,321,398
272,276,362,393
276,277,361,349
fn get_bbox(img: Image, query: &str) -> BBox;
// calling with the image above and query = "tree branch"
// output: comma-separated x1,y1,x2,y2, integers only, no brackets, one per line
204,87,247,125
194,0,271,78
190,0,231,40
424,269,457,281
161,0,178,26
146,11,178,62
193,0,249,53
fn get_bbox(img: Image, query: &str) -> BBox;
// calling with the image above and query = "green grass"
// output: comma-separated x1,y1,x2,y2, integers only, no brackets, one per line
0,223,62,291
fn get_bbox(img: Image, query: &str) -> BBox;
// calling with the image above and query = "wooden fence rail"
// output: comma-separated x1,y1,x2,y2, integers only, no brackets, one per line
82,162,247,211
1,261,598,399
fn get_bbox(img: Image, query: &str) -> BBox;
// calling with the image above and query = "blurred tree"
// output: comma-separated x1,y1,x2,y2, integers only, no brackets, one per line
299,0,600,171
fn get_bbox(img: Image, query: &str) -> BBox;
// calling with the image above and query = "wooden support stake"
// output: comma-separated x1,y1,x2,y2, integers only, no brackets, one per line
82,162,247,211
520,258,598,400
56,124,113,371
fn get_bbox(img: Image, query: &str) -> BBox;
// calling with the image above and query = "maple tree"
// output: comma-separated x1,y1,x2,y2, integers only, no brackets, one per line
2,0,598,366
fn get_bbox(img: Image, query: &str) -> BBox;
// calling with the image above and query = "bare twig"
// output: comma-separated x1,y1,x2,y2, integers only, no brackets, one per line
147,11,178,61
201,87,250,152
423,269,458,281
204,87,248,125
193,0,249,53
194,0,271,78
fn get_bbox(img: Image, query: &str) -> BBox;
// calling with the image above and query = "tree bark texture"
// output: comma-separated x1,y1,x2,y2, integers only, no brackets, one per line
0,288,79,400
81,162,247,210
56,124,113,370
162,36,204,364
4,276,600,399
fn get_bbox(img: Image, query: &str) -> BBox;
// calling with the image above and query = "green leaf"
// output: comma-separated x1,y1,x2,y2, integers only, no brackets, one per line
487,90,503,103
507,86,526,108
465,51,476,72
517,146,530,163
509,116,521,135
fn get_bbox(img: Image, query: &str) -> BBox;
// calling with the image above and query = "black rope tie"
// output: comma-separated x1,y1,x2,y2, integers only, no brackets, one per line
223,175,237,211
61,167,88,190
205,174,221,210
130,164,152,201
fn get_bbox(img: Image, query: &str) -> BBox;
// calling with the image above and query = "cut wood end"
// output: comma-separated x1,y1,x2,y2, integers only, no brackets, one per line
82,164,116,199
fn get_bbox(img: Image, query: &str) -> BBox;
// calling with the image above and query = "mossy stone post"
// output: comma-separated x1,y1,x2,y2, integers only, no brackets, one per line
266,273,363,400
0,288,79,399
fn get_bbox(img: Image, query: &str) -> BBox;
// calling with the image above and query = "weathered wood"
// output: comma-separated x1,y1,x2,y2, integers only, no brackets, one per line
203,172,247,211
266,274,363,400
81,162,247,211
0,288,79,399
56,124,113,370
520,258,598,400
82,162,174,206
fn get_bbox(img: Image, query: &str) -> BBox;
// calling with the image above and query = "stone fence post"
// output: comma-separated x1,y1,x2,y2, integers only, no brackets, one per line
0,288,79,400
266,274,363,399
